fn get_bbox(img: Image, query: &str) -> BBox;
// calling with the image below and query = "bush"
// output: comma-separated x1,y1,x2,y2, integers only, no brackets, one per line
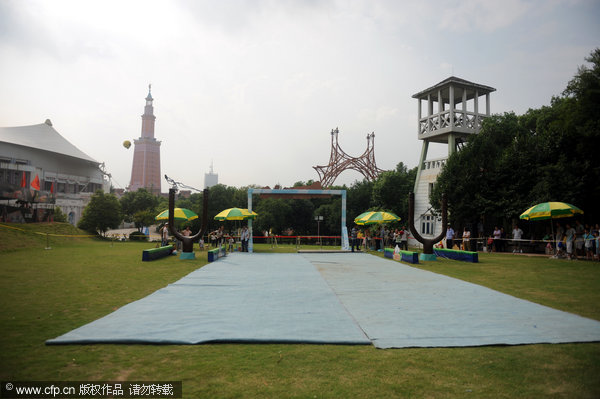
129,231,148,241
52,207,68,223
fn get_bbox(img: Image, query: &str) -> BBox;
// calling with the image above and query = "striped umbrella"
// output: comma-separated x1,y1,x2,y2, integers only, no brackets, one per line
155,208,198,221
520,202,583,247
519,202,583,221
354,211,400,225
214,208,258,221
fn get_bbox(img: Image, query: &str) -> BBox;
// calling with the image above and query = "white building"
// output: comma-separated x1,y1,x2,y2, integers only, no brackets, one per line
410,77,495,246
0,119,109,225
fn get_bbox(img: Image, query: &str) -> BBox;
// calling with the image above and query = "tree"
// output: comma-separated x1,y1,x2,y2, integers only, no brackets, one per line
371,162,417,222
120,188,160,231
254,198,293,234
293,180,314,187
133,210,157,230
288,198,315,234
52,206,68,223
78,190,122,236
564,48,600,121
205,184,243,231
431,112,530,230
313,198,342,235
346,179,374,222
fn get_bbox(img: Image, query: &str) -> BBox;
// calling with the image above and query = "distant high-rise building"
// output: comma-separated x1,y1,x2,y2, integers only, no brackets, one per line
128,85,161,194
204,161,218,188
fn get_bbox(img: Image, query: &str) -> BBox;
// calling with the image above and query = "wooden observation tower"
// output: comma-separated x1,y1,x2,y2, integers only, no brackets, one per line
411,77,495,239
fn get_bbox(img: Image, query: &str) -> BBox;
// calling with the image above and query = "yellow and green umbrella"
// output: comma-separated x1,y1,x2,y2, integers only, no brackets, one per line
214,208,258,221
519,202,583,221
520,202,583,244
354,211,400,225
155,208,198,221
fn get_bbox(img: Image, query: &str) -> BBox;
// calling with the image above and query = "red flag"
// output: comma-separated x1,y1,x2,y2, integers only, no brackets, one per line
21,172,26,188
50,181,54,194
31,174,41,191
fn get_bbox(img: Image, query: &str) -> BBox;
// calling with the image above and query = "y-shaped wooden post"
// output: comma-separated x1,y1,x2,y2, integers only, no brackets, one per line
167,188,208,256
408,192,447,260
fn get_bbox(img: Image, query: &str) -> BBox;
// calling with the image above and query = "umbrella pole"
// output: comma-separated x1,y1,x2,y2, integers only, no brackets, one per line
551,220,555,254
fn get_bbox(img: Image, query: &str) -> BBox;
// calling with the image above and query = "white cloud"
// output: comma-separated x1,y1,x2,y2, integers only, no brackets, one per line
438,0,532,33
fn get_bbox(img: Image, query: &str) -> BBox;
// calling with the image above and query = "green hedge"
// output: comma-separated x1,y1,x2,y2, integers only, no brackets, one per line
129,231,148,241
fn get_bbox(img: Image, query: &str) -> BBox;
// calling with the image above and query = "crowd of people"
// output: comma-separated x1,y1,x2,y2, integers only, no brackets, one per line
442,220,600,261
349,225,409,252
552,221,600,261
441,224,522,253
157,219,600,261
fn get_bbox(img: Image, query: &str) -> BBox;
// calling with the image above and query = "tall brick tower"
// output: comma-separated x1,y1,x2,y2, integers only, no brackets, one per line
128,85,161,194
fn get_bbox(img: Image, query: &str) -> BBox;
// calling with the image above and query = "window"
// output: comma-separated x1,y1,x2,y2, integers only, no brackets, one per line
421,214,433,235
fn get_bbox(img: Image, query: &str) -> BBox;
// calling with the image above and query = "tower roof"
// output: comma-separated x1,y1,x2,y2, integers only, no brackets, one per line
0,121,98,163
145,84,153,101
412,76,496,99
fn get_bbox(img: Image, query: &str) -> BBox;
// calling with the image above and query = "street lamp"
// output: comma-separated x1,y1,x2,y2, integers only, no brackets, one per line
315,215,324,248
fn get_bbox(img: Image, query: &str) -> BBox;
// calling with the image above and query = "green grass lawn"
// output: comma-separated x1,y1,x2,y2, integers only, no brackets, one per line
1,225,599,398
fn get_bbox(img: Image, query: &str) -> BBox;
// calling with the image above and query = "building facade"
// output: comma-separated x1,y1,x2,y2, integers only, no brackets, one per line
410,77,495,246
0,119,107,225
128,85,162,194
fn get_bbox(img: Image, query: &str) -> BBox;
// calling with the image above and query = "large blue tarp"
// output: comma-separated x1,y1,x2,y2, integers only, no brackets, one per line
47,253,370,345
306,253,600,348
47,253,600,348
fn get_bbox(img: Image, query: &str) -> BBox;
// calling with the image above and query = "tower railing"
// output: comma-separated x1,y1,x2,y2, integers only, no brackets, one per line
419,110,486,135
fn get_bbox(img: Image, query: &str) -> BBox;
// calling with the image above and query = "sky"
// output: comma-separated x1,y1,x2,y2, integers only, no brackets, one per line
1,0,598,192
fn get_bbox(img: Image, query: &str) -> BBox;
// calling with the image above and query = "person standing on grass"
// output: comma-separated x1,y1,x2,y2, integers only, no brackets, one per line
377,225,385,251
400,226,408,251
555,222,565,253
493,226,502,252
594,230,600,261
217,226,225,248
161,223,169,247
357,229,364,251
565,223,576,260
500,227,507,252
583,228,594,260
446,225,455,249
240,225,249,252
512,225,523,253
477,218,484,239
394,228,402,250
462,227,471,251
228,233,235,252
575,220,585,258
350,225,358,252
